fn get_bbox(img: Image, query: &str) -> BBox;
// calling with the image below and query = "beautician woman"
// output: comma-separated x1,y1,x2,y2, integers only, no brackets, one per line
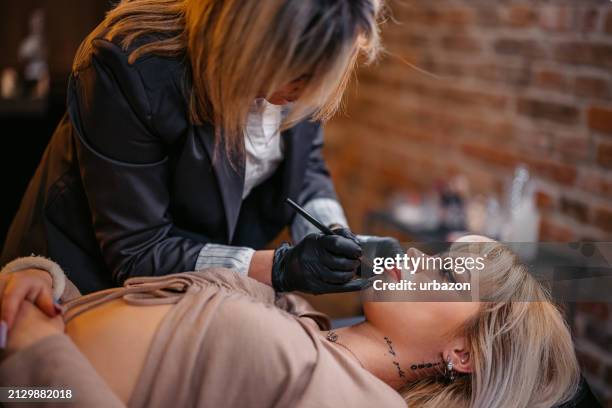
0,0,402,320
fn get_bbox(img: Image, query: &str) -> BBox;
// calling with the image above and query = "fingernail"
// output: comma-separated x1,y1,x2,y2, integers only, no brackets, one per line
0,321,7,349
54,302,64,315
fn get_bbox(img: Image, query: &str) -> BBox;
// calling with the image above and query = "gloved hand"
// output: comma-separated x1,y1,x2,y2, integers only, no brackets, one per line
329,225,403,258
328,225,360,245
353,235,405,278
358,235,404,257
328,228,404,278
272,232,366,294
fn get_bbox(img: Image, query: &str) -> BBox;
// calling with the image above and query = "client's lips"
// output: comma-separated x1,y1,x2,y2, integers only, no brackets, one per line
387,267,401,282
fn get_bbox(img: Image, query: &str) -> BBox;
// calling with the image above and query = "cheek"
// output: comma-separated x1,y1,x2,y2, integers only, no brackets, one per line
362,301,383,321
266,93,288,105
450,302,481,323
284,80,307,97
402,303,442,329
292,81,307,93
365,302,478,336
425,302,480,331
364,301,439,333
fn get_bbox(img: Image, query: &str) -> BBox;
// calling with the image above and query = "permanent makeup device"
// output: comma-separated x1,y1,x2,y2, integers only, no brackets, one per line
285,198,336,235
286,197,371,279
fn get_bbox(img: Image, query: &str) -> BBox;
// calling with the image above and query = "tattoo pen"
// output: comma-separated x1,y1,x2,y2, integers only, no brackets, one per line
285,198,336,235
285,198,373,279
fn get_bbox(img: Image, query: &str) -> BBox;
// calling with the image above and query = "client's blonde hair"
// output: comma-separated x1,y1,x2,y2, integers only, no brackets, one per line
401,242,580,408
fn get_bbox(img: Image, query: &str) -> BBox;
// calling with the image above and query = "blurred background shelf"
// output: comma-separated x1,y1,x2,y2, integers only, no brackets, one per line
0,98,47,118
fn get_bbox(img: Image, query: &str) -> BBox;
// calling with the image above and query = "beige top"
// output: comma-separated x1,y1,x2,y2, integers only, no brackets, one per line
0,269,405,408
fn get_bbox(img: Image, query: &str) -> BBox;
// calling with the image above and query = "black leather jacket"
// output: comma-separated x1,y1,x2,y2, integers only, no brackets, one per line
1,38,338,293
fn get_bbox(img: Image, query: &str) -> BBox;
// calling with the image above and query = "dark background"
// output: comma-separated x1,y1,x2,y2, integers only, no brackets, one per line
0,0,110,248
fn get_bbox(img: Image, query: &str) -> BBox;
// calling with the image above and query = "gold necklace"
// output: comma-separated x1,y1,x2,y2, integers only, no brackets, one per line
325,330,366,370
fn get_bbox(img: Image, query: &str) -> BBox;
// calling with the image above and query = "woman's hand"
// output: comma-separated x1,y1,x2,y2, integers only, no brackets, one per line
357,235,405,278
271,232,365,294
5,301,64,354
0,269,57,329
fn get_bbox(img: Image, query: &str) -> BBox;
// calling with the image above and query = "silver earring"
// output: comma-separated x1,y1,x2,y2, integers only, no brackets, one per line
445,357,455,382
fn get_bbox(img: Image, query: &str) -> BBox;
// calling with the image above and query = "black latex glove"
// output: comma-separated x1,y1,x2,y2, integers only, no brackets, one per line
272,232,366,294
329,224,406,259
359,235,404,257
354,235,405,279
329,228,404,278
329,226,360,245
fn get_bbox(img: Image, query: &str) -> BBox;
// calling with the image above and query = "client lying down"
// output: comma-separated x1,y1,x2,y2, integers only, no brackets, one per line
0,237,579,408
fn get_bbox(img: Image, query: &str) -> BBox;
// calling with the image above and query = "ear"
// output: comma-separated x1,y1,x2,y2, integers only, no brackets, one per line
444,337,473,374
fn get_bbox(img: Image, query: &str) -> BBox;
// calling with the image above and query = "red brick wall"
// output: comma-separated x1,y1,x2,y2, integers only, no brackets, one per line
325,0,612,242
324,1,612,403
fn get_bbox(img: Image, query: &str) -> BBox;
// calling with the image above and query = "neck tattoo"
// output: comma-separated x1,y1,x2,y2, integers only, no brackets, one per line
383,337,406,379
326,330,441,382
410,361,443,371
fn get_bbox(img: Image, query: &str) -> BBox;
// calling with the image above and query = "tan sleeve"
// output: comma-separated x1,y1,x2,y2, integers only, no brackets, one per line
59,279,82,303
190,268,277,303
0,334,124,408
275,293,332,330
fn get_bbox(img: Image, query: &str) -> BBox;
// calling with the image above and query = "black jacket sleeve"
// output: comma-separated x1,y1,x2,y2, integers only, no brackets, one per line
297,124,339,206
67,39,205,283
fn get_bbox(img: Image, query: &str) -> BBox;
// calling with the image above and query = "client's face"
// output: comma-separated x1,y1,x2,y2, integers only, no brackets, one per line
363,297,480,348
363,270,480,372
266,75,310,105
363,235,492,351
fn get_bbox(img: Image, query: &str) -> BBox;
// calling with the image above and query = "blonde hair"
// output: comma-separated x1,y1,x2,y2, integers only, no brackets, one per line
73,0,383,159
401,242,581,408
